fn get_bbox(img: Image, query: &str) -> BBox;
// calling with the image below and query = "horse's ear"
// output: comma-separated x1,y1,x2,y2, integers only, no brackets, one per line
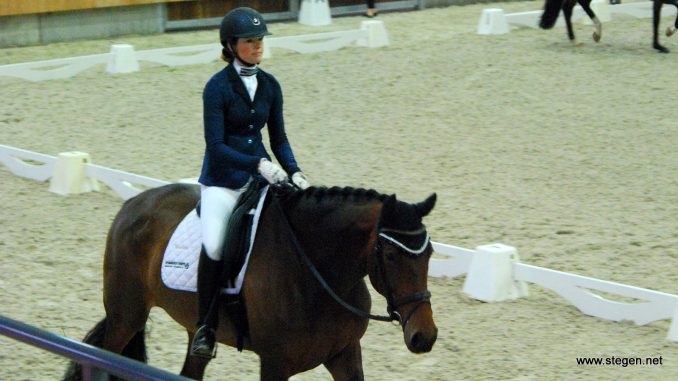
415,193,436,217
381,194,397,221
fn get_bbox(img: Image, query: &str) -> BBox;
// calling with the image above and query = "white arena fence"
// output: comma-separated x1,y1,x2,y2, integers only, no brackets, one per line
0,20,389,82
2,144,677,341
478,0,678,35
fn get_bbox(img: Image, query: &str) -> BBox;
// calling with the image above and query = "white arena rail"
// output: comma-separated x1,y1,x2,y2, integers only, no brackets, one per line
0,145,168,200
1,145,676,341
0,53,112,82
0,21,389,82
515,263,678,326
83,163,170,200
134,43,222,67
0,145,56,181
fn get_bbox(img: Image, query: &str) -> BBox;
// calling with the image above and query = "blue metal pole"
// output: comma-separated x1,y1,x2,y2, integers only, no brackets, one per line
0,315,193,381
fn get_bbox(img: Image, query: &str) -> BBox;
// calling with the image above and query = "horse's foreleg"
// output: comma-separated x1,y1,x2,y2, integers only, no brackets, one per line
180,330,211,380
259,356,291,381
579,0,602,42
562,1,578,44
664,0,678,36
653,0,670,52
323,341,365,381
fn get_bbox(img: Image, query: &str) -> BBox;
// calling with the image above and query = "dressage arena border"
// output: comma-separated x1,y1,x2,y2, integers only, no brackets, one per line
2,144,677,342
0,20,388,82
477,0,678,35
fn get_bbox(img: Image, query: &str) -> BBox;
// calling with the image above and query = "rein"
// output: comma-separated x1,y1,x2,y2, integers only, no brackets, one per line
271,194,431,325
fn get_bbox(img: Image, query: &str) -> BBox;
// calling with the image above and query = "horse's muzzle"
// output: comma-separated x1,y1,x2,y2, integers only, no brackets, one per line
402,304,437,353
405,324,438,353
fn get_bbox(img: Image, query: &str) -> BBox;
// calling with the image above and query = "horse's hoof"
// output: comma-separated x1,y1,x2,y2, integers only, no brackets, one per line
653,43,670,53
667,27,676,37
593,32,601,43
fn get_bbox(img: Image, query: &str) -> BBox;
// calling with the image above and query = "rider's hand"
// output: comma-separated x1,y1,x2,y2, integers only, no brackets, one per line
291,172,310,190
257,159,288,184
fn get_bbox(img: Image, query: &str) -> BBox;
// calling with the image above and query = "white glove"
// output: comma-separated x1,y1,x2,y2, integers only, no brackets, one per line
291,172,310,190
258,159,288,184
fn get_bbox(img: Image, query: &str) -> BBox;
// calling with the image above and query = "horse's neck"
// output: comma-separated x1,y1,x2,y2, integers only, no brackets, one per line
284,199,381,281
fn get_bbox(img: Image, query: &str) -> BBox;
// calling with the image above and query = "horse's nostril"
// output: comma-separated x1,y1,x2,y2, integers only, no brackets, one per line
408,330,436,353
411,332,422,349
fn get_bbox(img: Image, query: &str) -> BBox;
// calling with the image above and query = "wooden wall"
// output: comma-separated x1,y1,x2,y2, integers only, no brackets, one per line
0,0,192,17
166,0,387,21
167,1,290,21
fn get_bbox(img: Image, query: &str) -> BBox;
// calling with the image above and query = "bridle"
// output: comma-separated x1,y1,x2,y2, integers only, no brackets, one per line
375,227,432,326
273,196,432,326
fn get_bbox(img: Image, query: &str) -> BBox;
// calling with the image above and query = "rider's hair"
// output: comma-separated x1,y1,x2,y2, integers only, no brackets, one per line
221,38,238,62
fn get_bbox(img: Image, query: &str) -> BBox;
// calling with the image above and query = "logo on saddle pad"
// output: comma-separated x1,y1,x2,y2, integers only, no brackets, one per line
161,187,269,294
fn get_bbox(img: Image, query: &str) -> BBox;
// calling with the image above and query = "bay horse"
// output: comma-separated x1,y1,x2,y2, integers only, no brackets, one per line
539,0,678,53
64,183,438,380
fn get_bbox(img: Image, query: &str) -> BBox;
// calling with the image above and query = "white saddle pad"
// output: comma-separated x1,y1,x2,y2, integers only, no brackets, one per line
161,186,269,295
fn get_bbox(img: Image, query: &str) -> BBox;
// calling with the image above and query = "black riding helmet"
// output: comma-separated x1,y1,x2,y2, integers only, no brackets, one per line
220,7,271,44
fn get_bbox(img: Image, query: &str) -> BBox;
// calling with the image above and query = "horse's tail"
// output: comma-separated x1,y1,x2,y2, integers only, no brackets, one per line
540,0,563,29
62,318,147,381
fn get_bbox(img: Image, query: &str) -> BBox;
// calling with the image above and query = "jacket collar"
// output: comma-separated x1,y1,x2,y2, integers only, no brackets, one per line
227,64,263,105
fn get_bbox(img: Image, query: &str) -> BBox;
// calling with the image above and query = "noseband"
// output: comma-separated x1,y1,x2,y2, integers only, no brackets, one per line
273,197,431,326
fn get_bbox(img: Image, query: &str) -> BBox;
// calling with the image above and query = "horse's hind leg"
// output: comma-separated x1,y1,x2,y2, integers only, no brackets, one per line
578,0,602,42
102,260,152,354
323,341,365,381
180,330,211,380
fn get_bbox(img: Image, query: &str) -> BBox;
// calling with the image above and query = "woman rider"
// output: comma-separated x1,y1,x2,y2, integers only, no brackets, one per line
191,7,310,358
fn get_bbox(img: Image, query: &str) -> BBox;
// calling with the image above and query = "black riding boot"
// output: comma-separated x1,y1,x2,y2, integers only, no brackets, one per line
190,249,223,358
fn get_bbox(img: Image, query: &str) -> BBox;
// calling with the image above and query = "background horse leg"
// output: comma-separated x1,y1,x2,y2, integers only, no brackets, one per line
664,0,678,36
180,330,211,380
323,341,365,381
562,1,578,44
578,0,602,42
653,0,669,52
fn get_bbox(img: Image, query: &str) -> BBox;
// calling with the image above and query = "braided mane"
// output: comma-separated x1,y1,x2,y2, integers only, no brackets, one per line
273,185,389,209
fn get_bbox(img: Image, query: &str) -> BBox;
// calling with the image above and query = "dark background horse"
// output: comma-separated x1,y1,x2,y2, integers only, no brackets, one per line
63,183,438,380
540,0,678,52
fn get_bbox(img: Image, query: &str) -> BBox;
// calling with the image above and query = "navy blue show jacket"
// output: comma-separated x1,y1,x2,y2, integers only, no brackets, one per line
198,64,301,188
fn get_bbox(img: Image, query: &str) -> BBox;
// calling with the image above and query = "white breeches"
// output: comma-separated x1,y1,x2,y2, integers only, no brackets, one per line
200,182,250,261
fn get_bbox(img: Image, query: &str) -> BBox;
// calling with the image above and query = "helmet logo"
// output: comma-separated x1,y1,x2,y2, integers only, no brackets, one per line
252,17,261,26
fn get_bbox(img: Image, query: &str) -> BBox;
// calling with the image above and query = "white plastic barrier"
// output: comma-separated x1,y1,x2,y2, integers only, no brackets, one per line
477,8,510,35
1,145,676,341
0,21,389,82
106,44,139,74
298,0,332,26
462,243,529,302
48,151,100,195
